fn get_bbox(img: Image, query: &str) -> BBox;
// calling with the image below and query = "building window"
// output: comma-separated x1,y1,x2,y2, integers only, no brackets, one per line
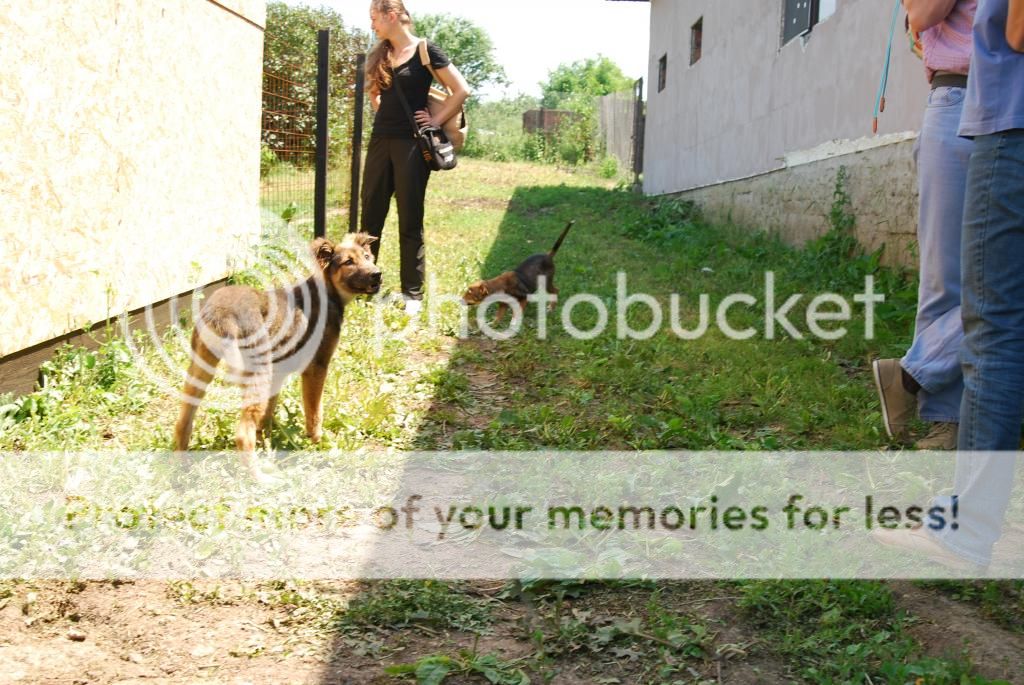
783,0,837,45
658,54,667,92
690,17,703,65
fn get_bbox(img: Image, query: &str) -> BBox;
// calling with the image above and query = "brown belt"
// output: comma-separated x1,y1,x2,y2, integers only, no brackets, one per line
932,73,968,89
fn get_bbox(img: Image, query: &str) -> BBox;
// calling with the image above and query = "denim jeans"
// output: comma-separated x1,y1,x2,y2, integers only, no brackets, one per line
901,87,972,423
931,129,1024,565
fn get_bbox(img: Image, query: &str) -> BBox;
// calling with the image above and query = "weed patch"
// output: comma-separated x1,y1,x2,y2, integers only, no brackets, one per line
738,580,995,683
342,580,493,633
386,650,529,685
917,580,1024,634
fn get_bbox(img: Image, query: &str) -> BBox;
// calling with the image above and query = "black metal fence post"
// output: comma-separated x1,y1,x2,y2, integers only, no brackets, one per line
349,52,366,233
632,77,645,191
314,29,329,239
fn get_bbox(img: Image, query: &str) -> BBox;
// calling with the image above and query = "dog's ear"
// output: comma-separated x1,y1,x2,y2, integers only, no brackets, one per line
311,238,336,271
350,232,378,251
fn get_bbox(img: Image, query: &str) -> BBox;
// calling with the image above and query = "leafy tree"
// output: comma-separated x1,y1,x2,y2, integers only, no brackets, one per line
264,2,368,78
531,56,635,164
413,13,508,95
540,56,634,109
262,2,368,165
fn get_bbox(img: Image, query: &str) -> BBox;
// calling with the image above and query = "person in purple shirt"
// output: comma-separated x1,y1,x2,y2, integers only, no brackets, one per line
874,0,1024,571
873,0,977,451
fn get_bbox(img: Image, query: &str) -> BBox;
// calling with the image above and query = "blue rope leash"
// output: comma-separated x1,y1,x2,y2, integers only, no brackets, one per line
874,0,904,133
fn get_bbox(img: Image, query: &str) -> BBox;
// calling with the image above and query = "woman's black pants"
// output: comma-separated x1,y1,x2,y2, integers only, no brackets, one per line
360,135,430,299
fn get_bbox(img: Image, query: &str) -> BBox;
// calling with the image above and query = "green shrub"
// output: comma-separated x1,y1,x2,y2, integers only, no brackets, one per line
553,106,598,165
460,94,606,167
0,337,145,444
259,143,279,179
599,156,619,179
738,581,986,683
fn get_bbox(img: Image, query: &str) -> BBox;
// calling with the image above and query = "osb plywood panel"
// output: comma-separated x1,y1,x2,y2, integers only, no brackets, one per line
210,0,266,28
0,1,265,357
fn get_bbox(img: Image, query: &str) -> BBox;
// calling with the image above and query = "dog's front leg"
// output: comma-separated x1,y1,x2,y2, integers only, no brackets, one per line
301,363,329,443
516,297,527,319
547,282,559,312
494,301,509,324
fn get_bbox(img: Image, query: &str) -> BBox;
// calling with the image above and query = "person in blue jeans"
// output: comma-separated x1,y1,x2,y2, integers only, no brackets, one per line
873,0,976,451
874,0,1024,570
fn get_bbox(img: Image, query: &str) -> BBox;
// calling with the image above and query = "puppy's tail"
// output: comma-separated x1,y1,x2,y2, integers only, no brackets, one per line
548,220,575,258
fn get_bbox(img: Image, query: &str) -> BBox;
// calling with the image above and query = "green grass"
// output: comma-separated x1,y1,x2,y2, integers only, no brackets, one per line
524,586,713,681
737,580,984,683
3,158,916,452
260,163,353,234
341,580,493,632
916,580,1024,634
386,651,529,685
1,158,1012,683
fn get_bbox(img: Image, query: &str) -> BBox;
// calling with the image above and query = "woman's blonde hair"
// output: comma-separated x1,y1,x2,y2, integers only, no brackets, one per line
365,0,413,92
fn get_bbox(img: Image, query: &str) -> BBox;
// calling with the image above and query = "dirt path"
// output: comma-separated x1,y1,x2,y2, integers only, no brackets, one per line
890,581,1024,683
1,581,348,684
0,580,800,685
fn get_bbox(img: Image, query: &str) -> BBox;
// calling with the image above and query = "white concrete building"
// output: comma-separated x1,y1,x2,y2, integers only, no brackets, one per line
632,0,932,263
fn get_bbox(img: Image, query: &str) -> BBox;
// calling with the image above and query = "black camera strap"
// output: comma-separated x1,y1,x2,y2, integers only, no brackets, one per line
390,70,422,138
389,59,456,171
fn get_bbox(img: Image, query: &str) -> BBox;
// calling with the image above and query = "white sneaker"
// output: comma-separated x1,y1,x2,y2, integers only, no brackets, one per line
403,296,423,316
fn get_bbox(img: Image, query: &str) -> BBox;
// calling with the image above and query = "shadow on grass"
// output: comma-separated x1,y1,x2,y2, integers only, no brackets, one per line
312,179,937,682
315,183,653,682
406,182,918,453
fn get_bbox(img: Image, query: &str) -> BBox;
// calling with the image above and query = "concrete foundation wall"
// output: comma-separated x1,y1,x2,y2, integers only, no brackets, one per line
673,139,920,267
0,1,266,357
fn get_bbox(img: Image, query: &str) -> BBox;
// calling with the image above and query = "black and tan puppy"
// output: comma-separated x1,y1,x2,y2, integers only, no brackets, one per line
462,220,574,322
174,233,381,477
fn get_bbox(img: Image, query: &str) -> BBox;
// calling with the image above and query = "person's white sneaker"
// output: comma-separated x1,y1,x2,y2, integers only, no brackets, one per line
403,296,423,316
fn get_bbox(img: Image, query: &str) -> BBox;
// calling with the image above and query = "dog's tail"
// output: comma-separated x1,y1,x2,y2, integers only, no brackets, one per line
196,316,247,373
220,337,246,373
549,220,575,258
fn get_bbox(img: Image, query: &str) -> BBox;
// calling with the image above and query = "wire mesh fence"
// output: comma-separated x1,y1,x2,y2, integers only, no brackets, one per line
260,49,359,239
261,70,316,234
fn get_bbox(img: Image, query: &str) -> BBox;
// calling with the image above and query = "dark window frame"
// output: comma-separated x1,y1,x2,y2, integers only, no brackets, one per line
658,53,667,92
783,0,829,45
690,17,703,65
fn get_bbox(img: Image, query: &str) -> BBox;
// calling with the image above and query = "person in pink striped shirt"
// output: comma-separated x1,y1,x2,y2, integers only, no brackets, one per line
873,0,977,450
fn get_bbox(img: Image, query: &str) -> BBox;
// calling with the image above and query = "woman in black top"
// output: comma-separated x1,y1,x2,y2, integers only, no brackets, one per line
362,0,471,315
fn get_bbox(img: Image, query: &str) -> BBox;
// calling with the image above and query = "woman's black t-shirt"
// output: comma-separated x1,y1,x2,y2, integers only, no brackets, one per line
372,41,451,139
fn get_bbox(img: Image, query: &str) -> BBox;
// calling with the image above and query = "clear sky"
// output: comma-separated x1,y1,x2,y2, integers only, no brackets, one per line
281,0,651,100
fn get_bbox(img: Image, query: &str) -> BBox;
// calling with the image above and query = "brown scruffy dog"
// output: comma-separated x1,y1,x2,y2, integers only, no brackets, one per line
462,220,574,322
173,233,381,478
